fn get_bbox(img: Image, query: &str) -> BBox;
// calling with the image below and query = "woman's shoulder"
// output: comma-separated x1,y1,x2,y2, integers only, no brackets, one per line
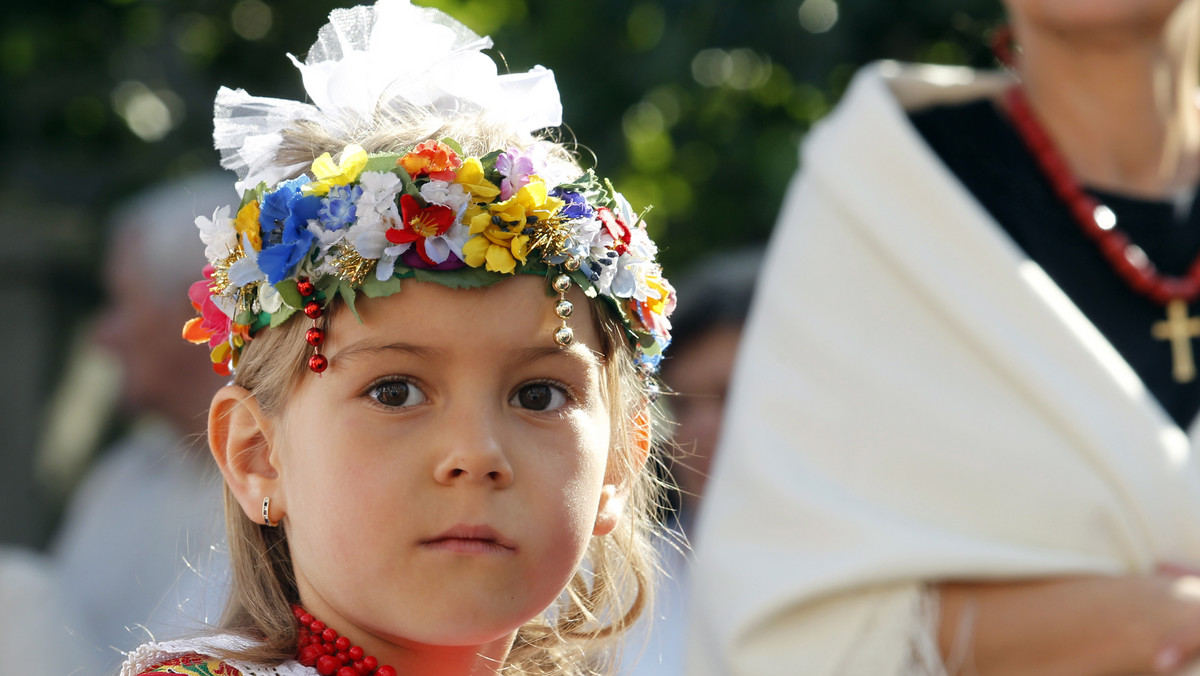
136,652,243,675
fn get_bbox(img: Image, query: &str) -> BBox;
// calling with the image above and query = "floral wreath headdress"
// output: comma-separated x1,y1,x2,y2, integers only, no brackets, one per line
184,0,674,375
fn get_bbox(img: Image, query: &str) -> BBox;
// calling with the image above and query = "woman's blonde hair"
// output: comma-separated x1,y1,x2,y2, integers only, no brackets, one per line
212,112,667,675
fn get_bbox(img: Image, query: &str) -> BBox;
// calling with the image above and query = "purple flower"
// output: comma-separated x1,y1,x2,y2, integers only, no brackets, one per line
549,188,594,221
495,148,538,200
398,246,467,271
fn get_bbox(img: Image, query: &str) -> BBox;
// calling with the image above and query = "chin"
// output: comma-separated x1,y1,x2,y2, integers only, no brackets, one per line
1013,0,1187,35
400,615,529,648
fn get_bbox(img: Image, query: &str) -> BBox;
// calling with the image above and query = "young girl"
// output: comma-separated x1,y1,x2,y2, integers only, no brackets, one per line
119,2,675,675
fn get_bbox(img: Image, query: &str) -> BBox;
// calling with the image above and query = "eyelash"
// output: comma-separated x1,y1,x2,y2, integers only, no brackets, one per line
360,377,579,411
362,376,427,410
511,379,577,412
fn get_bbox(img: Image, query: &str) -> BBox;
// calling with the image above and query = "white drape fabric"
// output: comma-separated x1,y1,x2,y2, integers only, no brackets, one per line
689,61,1200,676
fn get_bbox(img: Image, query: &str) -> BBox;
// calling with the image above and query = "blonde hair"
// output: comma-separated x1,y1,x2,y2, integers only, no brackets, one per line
212,117,667,675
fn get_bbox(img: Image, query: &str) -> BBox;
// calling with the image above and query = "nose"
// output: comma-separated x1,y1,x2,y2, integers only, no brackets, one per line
432,414,514,489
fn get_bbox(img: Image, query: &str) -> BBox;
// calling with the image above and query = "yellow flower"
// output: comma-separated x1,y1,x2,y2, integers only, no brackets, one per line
462,222,531,273
454,157,501,201
461,176,562,274
233,201,262,251
643,274,673,317
305,144,368,196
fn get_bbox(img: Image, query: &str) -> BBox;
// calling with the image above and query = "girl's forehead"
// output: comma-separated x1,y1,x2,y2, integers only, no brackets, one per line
327,276,605,359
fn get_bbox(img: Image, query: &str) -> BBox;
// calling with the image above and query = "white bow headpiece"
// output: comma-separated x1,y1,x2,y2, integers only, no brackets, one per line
213,0,563,193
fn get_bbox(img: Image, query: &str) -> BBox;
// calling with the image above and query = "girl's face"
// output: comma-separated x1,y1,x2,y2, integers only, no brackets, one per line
271,277,618,654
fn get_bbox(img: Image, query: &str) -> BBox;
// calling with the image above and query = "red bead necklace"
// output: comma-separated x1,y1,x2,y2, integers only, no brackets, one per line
1005,85,1200,383
292,605,397,676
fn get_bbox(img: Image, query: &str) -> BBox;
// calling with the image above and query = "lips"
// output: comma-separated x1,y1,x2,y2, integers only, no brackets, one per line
420,524,517,554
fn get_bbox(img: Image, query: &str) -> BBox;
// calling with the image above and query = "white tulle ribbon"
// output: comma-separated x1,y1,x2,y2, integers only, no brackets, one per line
213,0,563,193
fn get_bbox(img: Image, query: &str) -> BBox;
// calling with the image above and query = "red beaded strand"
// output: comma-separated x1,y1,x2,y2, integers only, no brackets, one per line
293,605,396,676
297,278,329,373
1005,86,1200,306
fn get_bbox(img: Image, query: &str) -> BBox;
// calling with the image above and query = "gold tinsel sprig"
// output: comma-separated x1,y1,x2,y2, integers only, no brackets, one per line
332,245,376,287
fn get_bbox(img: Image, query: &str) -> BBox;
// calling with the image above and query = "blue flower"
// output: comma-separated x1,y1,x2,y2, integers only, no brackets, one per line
319,185,361,230
256,178,321,284
549,188,594,221
259,176,313,243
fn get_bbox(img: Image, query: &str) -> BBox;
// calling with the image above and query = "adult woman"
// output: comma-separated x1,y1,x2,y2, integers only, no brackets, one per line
692,2,1200,674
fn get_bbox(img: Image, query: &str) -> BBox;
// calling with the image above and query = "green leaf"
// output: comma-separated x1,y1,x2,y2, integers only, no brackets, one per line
268,306,296,328
361,273,404,298
478,150,503,184
569,269,599,298
338,282,362,323
558,170,611,208
439,137,464,155
412,265,502,289
363,152,405,173
274,280,304,310
397,166,421,198
240,182,268,209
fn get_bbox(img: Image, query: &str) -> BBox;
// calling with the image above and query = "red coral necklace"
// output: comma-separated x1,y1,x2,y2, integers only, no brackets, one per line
1005,85,1200,383
293,605,398,676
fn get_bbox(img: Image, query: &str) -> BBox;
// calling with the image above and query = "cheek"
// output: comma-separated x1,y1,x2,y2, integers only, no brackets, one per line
533,410,612,553
278,414,413,561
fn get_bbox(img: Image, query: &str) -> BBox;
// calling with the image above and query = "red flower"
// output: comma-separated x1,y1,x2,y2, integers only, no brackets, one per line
398,140,462,181
386,194,457,266
597,207,632,255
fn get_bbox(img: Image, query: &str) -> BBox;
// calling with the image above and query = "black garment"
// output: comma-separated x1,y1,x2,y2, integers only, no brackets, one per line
910,99,1200,429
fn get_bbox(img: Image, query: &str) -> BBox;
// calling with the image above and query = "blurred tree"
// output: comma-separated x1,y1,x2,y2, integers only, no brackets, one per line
0,0,1003,546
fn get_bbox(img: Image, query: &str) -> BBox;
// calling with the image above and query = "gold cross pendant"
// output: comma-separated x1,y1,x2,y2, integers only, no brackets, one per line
1152,298,1200,383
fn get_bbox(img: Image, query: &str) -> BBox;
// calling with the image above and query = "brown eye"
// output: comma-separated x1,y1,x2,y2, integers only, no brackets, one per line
511,383,568,411
368,379,425,408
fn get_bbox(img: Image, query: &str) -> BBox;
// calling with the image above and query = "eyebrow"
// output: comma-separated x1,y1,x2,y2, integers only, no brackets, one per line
515,344,603,368
330,342,441,367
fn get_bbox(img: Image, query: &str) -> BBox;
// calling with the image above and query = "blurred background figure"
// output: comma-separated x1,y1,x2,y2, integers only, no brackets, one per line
661,247,764,533
621,247,763,676
45,173,233,675
0,548,88,675
692,1,1200,675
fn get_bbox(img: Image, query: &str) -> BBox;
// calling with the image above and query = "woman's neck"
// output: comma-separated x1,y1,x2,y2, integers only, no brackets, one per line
1013,14,1200,199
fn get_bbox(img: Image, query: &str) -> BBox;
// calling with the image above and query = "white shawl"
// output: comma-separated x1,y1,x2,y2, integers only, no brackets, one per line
688,61,1200,675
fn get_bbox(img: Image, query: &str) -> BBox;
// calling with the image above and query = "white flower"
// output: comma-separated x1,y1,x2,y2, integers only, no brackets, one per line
347,172,403,257
196,205,238,261
357,171,403,214
227,234,267,288
356,227,397,259
258,281,284,314
307,222,350,257
419,219,470,264
588,250,620,297
374,252,401,281
419,180,471,217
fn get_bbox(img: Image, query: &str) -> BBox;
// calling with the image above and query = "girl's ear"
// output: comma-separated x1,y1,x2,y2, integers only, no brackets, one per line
594,407,652,536
209,384,285,526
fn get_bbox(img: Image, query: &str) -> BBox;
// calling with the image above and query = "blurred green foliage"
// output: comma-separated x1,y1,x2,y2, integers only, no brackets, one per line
1,0,1003,278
